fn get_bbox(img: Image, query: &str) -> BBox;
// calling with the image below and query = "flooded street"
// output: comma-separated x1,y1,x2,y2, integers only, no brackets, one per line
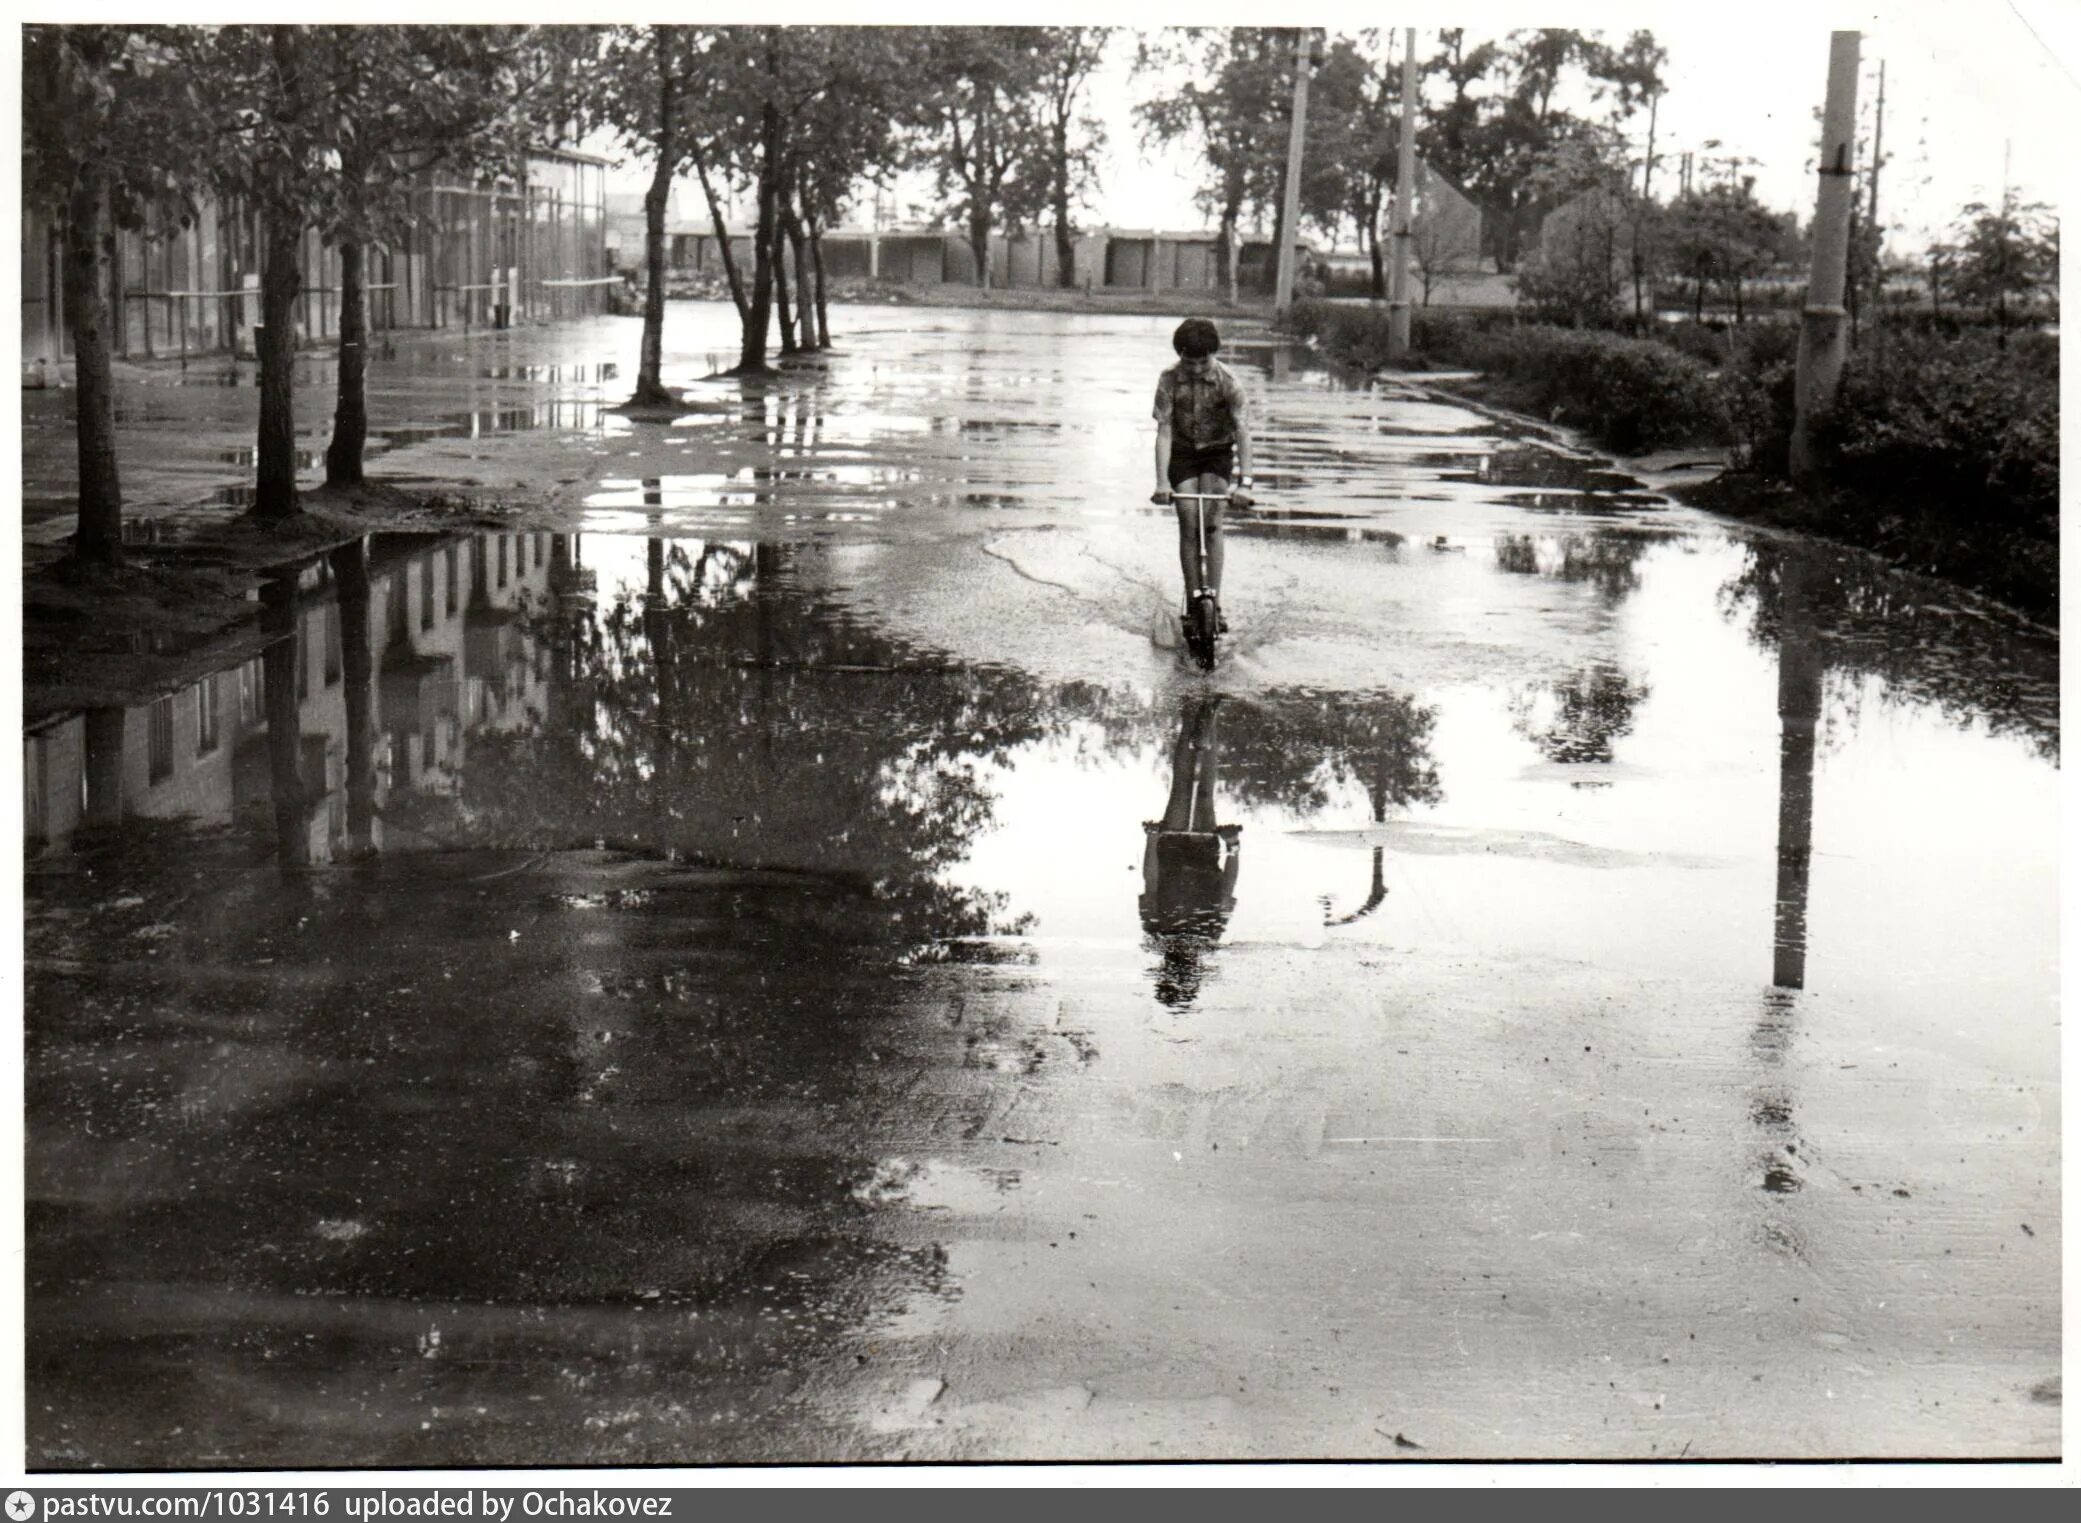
21,308,2060,1464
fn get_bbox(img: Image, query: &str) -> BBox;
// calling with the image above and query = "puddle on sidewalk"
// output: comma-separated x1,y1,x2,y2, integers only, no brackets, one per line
21,309,2060,1465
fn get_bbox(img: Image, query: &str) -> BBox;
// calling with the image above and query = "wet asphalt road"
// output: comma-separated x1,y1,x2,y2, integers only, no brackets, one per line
21,307,2061,1464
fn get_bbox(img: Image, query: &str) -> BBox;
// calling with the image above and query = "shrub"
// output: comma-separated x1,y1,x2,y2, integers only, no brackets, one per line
1280,297,2058,613
1284,300,1733,452
1439,324,1733,453
1816,328,2059,542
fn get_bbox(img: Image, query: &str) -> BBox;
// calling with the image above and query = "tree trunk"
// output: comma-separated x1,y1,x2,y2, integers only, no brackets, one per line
1218,203,1239,305
784,204,815,350
693,148,749,322
809,217,831,348
1693,273,1704,322
1052,116,1076,289
253,207,304,521
64,160,123,566
738,91,780,373
773,218,798,356
1733,276,1745,325
260,574,310,867
1631,214,1646,324
1368,219,1386,301
633,62,676,407
969,208,992,291
328,538,376,856
325,237,368,486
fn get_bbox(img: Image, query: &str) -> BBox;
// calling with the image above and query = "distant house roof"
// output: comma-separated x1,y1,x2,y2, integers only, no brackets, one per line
531,144,613,167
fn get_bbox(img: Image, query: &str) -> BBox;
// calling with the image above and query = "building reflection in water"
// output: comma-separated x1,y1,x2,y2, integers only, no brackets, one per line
21,530,564,863
1140,697,1242,1009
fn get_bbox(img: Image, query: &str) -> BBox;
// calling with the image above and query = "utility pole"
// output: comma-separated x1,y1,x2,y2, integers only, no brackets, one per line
1642,91,1660,199
1273,29,1316,313
1387,27,1418,360
1790,30,1860,479
1634,91,1661,322
1866,59,1886,326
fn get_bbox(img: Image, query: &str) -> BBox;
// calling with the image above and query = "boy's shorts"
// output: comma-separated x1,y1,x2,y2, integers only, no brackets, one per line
1168,441,1235,489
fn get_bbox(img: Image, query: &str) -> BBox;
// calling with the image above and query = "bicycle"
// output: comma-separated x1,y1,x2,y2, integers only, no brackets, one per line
1155,486,1254,671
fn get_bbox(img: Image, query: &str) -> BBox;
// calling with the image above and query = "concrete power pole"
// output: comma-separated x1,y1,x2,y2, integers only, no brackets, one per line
1866,59,1886,325
1790,30,1861,480
1387,27,1419,360
1273,30,1316,313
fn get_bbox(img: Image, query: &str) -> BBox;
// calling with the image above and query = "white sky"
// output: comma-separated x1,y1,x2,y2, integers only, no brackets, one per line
14,0,2078,254
571,0,2080,257
1100,0,2078,255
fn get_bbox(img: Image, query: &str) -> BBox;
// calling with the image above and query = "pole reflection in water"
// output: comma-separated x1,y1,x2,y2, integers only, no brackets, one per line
1751,554,1826,1213
1324,846,1388,926
1773,558,1823,990
1140,697,1243,1008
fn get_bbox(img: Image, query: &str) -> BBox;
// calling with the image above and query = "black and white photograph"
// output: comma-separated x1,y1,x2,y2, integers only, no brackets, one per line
6,0,2070,1482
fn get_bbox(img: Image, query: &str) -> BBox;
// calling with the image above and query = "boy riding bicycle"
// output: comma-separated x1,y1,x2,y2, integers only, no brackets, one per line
1151,318,1255,632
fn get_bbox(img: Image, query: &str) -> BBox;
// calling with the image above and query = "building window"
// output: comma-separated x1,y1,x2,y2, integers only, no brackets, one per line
148,696,175,783
25,735,45,838
323,604,343,687
497,534,509,589
239,659,266,727
196,675,221,755
421,553,436,629
446,545,459,611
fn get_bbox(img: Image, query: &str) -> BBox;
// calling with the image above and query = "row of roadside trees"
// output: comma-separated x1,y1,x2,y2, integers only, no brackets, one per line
599,26,1111,404
26,25,2057,571
24,23,1118,568
1138,25,2057,336
26,24,587,565
1134,26,1667,301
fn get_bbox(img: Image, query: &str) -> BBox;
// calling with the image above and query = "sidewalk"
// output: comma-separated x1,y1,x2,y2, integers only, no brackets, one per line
20,316,640,549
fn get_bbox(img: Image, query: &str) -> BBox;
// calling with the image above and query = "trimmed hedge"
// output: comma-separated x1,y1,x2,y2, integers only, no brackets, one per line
1283,298,2059,615
1286,300,1731,453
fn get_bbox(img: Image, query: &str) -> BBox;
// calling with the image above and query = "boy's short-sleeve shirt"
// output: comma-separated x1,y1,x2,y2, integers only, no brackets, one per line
1154,359,1246,450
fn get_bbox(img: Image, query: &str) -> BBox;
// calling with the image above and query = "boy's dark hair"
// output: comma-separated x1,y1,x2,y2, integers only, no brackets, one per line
1172,318,1221,359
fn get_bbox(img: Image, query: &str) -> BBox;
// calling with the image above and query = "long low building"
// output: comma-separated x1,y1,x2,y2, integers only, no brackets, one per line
645,224,1321,295
22,148,613,381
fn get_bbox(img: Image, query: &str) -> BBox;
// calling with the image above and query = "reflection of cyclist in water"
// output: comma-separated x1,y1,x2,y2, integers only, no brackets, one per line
1140,697,1242,1007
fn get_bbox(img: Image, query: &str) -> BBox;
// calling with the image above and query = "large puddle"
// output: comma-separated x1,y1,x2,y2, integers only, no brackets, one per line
21,310,2060,1464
